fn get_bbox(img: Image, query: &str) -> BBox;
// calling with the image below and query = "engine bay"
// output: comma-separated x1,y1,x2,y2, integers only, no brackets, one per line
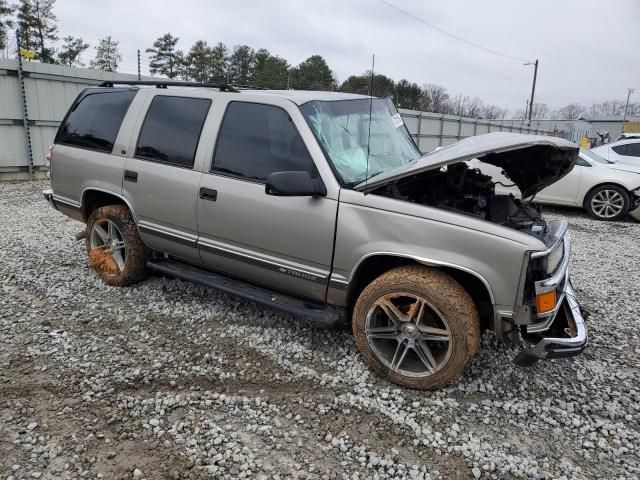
373,162,548,238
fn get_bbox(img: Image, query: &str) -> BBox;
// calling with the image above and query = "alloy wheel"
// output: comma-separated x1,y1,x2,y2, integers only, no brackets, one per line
365,293,453,378
89,219,126,273
591,189,625,219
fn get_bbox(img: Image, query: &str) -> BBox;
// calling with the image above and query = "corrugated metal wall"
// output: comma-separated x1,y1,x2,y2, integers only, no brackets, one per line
0,59,149,178
399,109,554,153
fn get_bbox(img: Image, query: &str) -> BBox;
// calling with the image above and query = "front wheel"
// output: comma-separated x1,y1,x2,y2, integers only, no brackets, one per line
352,266,480,390
585,184,629,221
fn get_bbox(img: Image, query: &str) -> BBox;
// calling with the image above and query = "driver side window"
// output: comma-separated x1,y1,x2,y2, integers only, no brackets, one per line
211,102,318,182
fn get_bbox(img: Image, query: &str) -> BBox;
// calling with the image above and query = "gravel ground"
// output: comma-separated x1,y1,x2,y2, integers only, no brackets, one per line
1,180,639,480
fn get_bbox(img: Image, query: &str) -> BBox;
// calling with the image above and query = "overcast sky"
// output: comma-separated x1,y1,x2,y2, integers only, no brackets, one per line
55,0,640,112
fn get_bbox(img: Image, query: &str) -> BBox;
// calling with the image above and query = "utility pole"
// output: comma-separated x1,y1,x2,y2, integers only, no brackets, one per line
622,88,635,133
525,59,538,126
137,49,141,80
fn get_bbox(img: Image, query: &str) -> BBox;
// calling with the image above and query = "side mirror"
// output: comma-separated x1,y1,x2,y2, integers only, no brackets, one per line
265,171,327,197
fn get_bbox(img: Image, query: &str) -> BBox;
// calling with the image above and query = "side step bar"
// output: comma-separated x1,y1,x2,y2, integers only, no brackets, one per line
146,258,344,327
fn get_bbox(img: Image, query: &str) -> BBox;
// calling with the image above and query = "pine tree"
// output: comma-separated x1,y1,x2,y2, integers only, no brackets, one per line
17,0,58,63
146,32,179,78
90,36,122,72
253,48,289,89
56,35,89,67
292,55,335,91
186,40,213,82
209,42,228,83
0,0,14,53
173,50,190,80
227,45,255,85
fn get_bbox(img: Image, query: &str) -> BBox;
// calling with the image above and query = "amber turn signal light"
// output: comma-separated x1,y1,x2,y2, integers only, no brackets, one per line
536,290,557,313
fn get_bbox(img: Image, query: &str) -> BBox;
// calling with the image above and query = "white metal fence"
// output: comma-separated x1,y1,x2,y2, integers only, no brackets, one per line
0,59,149,179
1,59,556,180
399,109,553,153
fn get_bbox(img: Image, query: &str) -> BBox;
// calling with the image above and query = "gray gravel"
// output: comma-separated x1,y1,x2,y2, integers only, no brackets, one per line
1,180,639,480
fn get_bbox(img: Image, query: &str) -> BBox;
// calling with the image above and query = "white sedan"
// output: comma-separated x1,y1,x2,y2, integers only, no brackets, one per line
470,148,640,221
591,137,640,165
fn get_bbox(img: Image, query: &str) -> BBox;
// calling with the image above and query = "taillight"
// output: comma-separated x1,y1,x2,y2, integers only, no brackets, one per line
46,145,53,177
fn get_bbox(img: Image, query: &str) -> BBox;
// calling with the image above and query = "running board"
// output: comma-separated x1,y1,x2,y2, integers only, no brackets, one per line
146,258,344,327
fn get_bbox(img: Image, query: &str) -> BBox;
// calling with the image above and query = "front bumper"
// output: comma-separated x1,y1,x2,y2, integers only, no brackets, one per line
514,280,588,366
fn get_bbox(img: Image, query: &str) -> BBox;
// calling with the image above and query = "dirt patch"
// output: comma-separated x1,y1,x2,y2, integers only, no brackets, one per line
89,247,119,275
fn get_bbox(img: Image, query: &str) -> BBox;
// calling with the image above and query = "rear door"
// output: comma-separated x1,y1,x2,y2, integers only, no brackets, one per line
122,92,212,262
52,88,137,210
196,99,338,301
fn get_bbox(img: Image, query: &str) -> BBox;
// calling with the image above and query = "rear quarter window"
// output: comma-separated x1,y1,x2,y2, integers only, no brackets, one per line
55,89,136,153
624,142,640,157
611,144,628,155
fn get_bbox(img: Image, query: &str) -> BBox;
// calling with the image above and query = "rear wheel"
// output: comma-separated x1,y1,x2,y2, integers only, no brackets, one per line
585,184,629,221
352,266,480,390
85,205,148,286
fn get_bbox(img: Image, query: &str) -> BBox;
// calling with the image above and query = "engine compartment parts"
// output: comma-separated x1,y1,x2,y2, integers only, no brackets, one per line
373,162,548,237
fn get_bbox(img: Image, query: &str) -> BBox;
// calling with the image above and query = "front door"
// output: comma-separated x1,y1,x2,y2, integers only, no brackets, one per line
122,94,212,262
535,157,583,205
197,100,337,301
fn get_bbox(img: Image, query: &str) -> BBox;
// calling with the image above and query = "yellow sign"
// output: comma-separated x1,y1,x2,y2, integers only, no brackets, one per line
580,136,588,149
19,48,35,59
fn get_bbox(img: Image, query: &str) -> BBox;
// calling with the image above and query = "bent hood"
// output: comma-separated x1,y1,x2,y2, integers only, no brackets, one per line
355,132,579,198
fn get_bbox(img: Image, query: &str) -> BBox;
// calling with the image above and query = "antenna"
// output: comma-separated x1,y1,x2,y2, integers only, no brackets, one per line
364,54,375,194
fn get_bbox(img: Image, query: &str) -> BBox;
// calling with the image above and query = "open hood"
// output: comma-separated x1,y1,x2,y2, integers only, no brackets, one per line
355,132,579,198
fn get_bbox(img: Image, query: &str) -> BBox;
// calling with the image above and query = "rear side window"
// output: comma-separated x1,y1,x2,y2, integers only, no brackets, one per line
55,89,136,152
625,142,640,157
135,96,211,168
212,102,317,182
612,145,628,155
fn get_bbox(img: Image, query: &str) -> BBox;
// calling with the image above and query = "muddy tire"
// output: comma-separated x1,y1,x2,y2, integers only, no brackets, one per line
585,184,630,221
85,205,149,286
352,266,480,390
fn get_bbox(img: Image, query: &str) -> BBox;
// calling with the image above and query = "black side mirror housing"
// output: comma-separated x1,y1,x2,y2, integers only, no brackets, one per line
265,171,327,197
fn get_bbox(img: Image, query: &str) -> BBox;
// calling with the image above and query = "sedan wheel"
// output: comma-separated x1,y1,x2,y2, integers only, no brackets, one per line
586,185,629,221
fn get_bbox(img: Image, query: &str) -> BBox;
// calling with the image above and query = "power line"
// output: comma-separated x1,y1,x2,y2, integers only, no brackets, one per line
378,0,532,63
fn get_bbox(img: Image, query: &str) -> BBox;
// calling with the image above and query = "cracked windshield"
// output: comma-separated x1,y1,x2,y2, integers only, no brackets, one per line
300,97,422,185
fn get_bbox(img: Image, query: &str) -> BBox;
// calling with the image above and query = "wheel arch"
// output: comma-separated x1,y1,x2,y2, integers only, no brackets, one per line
345,253,495,331
581,182,631,210
81,188,137,223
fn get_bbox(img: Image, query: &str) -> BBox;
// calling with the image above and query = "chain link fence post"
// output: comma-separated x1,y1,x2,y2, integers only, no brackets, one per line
15,29,34,179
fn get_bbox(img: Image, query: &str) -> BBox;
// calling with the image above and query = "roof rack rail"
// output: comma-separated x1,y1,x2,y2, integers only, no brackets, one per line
97,80,240,93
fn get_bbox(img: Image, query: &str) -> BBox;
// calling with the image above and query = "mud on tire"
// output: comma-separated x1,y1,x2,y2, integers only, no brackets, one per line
352,265,480,390
85,205,149,286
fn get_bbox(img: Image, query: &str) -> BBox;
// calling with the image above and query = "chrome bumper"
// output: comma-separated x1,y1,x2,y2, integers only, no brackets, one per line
514,280,588,366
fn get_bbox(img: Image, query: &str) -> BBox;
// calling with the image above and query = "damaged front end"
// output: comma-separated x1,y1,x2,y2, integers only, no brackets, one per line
511,220,588,365
354,133,587,363
357,134,578,242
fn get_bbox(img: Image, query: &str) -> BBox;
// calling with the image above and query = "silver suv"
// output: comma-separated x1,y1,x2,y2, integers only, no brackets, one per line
43,81,587,389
